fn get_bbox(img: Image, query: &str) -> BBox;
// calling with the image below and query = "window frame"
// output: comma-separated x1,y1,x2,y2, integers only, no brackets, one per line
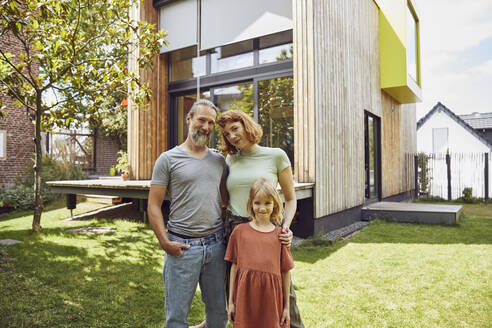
168,49,293,149
406,0,420,86
0,130,6,160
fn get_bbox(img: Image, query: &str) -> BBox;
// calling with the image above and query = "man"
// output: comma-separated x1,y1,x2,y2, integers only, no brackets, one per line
148,99,228,328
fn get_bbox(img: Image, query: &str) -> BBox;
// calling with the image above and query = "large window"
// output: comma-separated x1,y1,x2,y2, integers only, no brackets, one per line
406,3,418,83
433,128,448,153
170,46,206,82
170,31,293,81
169,31,294,162
258,77,294,163
211,40,254,74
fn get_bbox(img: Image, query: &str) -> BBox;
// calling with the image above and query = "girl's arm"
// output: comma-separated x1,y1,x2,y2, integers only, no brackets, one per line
278,166,296,245
280,270,291,327
228,263,238,323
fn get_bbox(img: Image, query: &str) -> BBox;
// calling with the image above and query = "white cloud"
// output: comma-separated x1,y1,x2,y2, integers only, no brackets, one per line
470,59,492,75
416,0,492,119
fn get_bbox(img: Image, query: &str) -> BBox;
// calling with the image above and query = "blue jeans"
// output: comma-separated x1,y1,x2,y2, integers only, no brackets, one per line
163,231,227,328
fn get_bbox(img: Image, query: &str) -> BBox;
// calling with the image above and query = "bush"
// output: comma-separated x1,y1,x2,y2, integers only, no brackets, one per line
417,152,430,196
418,195,447,203
462,188,473,203
0,184,35,210
456,187,481,204
0,157,87,210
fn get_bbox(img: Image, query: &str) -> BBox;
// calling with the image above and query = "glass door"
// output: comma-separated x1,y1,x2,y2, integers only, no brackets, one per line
365,111,381,200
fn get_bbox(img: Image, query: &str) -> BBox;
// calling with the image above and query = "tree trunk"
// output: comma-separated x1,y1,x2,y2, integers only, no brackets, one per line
32,96,43,233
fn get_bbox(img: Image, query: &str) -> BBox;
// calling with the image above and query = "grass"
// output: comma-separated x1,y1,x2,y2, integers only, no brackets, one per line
1,201,491,327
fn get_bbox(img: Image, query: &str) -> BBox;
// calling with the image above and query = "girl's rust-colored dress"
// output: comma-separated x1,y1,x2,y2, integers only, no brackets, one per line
225,223,294,328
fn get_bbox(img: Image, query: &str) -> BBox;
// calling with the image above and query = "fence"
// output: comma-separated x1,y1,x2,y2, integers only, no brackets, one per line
419,152,491,200
46,131,95,170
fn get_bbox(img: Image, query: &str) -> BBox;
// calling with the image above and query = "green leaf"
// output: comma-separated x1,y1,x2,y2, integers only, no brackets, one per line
35,40,43,51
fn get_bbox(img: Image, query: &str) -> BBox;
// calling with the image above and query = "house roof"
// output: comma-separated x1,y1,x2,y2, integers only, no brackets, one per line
416,102,492,151
459,112,492,130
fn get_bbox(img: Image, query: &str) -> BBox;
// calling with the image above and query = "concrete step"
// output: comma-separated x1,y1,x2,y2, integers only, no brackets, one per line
361,202,462,225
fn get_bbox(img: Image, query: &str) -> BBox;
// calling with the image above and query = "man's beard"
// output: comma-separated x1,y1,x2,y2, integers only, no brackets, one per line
189,125,211,147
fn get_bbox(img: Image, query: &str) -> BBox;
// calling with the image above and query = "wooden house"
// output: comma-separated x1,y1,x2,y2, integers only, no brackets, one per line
128,0,422,236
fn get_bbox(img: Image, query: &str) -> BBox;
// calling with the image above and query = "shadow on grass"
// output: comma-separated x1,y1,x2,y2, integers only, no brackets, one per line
292,239,346,264
0,224,207,328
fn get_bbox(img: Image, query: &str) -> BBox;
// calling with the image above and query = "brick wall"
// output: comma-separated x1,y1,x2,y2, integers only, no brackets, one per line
0,34,35,190
94,134,121,176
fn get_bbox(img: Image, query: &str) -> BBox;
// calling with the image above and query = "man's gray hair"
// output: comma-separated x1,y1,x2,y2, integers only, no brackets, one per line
188,99,219,118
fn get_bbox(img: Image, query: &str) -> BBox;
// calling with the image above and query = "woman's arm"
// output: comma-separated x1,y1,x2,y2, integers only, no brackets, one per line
278,166,296,245
278,166,296,227
280,270,291,326
228,263,237,323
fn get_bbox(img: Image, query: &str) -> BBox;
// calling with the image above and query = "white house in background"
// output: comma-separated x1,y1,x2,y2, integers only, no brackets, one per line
417,102,492,199
417,102,492,154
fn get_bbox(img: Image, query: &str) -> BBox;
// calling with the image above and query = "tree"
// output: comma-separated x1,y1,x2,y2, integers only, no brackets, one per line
0,0,165,232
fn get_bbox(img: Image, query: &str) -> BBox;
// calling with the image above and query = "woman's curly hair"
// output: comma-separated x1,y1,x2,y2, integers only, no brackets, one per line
217,110,263,155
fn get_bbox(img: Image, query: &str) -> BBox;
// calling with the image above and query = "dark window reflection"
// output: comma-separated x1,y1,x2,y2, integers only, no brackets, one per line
211,40,254,73
258,77,294,165
170,46,206,82
259,43,293,64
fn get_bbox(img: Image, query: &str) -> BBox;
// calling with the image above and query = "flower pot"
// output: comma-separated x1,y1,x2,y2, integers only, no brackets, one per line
121,172,129,181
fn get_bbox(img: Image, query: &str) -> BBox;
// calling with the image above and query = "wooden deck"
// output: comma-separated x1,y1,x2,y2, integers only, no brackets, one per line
46,179,315,201
361,202,462,225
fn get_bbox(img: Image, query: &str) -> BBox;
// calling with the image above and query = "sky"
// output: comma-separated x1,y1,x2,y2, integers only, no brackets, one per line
416,0,492,120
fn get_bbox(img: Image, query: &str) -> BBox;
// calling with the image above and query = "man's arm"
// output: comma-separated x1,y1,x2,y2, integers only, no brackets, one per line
148,184,189,256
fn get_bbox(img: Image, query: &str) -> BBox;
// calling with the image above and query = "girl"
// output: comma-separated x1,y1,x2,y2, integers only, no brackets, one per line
225,178,294,328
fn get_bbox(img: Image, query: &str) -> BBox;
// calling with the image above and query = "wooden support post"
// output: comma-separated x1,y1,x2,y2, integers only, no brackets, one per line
446,153,451,201
66,194,77,219
485,153,489,202
414,154,419,199
66,194,76,210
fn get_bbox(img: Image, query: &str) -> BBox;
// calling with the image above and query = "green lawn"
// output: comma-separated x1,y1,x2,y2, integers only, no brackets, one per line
1,201,491,327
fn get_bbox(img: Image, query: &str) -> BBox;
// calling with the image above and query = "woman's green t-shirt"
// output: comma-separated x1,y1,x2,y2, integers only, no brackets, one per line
226,146,291,218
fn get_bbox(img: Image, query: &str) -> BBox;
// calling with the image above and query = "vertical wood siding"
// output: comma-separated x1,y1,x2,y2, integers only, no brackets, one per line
381,92,416,197
128,0,168,180
311,0,381,218
293,0,315,183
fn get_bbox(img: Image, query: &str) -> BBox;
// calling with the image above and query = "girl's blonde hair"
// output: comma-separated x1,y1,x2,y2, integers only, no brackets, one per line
217,110,263,155
246,177,283,226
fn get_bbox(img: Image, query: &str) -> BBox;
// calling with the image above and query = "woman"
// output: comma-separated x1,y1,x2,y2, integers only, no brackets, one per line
218,110,304,328
192,110,303,328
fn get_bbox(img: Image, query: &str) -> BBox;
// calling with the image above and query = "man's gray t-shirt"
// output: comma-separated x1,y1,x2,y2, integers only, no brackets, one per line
150,146,227,237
